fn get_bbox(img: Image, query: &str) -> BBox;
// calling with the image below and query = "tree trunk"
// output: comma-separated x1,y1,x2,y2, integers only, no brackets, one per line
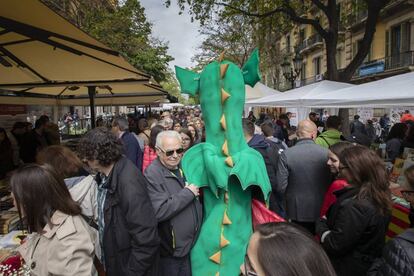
339,108,350,136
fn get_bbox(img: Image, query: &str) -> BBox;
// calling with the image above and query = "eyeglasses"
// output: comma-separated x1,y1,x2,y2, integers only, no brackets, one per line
157,147,184,157
243,254,258,276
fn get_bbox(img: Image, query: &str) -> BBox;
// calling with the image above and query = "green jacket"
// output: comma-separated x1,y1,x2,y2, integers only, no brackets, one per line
315,129,342,148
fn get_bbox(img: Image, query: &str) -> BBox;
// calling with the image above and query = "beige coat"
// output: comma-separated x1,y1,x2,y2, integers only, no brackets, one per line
17,211,95,276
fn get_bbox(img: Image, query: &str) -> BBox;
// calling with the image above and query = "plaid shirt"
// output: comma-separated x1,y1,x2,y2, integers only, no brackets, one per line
97,173,109,265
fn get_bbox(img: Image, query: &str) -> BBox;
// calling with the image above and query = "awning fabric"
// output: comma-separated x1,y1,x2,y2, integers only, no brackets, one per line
246,80,354,108
0,0,149,86
245,82,282,101
0,0,167,106
308,72,414,108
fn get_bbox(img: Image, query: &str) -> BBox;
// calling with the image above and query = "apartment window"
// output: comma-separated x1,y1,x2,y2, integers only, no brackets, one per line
314,56,321,75
390,22,411,55
301,62,306,81
391,25,402,55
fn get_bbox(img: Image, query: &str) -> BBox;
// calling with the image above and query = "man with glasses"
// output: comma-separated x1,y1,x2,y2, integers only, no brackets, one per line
144,131,202,276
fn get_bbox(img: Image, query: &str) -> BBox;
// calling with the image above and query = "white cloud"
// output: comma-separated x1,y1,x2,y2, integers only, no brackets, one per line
140,1,204,70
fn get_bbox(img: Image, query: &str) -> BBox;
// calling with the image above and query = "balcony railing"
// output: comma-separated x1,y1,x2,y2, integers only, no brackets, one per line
297,33,323,53
347,10,368,26
353,51,414,78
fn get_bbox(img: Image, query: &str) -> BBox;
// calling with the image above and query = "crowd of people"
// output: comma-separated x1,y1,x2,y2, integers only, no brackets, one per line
2,106,414,276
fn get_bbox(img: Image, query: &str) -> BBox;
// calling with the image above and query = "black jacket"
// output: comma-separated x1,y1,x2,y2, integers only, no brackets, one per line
368,228,414,276
316,187,390,276
102,157,159,276
248,134,284,216
121,131,143,170
144,158,202,257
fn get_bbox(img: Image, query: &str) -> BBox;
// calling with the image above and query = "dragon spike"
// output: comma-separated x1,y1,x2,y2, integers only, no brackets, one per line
220,114,226,130
221,88,230,104
222,140,229,156
225,156,234,167
209,251,222,264
220,234,230,248
220,63,229,79
218,50,226,62
223,210,232,225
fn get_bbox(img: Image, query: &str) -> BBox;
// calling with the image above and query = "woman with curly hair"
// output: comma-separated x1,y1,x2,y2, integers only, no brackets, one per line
77,127,159,276
316,145,392,276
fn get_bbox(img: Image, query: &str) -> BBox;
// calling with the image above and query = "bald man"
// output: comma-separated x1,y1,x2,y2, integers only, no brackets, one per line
276,120,331,234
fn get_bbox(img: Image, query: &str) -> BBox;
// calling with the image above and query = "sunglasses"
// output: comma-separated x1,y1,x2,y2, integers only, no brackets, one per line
158,147,184,157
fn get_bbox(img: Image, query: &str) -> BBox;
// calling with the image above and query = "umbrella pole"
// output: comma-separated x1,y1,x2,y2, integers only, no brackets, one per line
88,86,96,128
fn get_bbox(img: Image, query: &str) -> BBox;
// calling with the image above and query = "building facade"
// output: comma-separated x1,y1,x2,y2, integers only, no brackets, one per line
275,0,414,91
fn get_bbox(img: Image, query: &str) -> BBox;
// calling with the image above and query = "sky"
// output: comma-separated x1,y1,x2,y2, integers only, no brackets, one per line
139,1,204,70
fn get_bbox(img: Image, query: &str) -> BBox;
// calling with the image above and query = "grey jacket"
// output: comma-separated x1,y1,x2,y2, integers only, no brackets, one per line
277,138,331,222
144,158,202,257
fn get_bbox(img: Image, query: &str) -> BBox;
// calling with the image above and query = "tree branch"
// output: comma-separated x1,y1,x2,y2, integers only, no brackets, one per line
216,1,329,39
216,2,284,18
311,0,328,15
339,3,382,80
281,0,328,39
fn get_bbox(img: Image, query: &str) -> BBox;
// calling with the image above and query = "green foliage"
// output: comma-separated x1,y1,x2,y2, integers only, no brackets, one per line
160,70,187,104
45,0,173,82
82,0,173,82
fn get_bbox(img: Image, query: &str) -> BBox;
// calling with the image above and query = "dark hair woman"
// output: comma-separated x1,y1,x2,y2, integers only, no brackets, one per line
36,145,98,226
143,125,164,172
320,142,355,217
243,222,336,276
179,128,194,152
316,145,392,276
386,123,408,162
187,124,200,144
12,164,95,275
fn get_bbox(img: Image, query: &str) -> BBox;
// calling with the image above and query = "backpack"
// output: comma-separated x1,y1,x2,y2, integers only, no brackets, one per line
265,140,284,170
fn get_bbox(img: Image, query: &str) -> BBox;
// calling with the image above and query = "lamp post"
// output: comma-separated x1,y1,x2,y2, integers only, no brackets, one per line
281,52,303,89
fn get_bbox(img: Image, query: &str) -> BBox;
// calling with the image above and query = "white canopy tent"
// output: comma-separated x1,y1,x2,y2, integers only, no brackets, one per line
308,72,414,108
245,80,354,123
246,80,355,107
245,82,282,101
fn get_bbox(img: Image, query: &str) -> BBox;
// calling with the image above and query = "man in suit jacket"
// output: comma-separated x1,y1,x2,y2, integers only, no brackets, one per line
276,120,331,234
112,117,143,170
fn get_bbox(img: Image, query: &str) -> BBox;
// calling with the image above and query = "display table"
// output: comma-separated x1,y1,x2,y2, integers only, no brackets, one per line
387,185,411,240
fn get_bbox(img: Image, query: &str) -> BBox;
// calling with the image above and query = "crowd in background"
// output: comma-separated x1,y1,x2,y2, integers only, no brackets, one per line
2,106,414,275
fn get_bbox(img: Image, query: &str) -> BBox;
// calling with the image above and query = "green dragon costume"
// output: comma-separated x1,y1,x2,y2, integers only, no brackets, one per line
175,49,271,276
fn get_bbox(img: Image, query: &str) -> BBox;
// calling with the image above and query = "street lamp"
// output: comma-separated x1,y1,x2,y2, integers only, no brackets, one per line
281,52,303,89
